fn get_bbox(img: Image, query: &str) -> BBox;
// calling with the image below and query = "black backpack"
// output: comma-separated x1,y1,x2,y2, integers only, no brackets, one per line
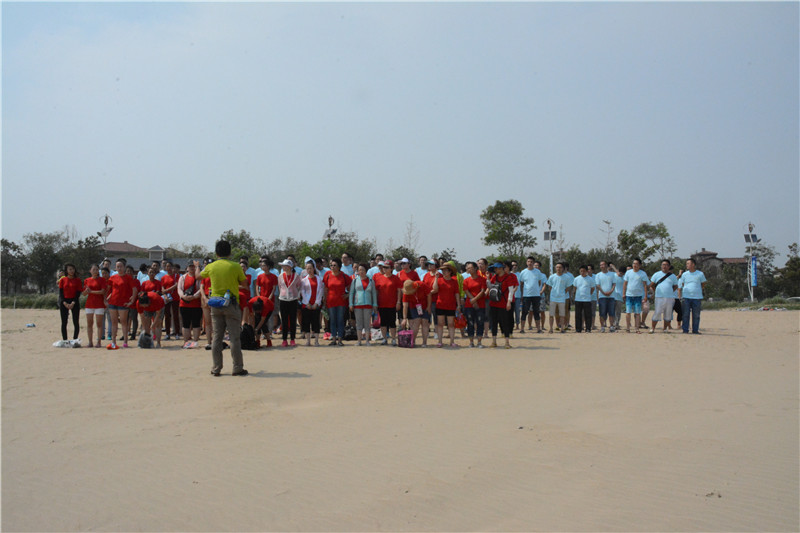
343,324,358,341
240,324,259,350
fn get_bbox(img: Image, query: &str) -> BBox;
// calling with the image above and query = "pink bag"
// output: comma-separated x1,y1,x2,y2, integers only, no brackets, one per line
397,329,414,348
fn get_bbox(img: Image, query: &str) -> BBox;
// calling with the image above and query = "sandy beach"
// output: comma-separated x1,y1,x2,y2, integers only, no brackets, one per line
2,308,798,532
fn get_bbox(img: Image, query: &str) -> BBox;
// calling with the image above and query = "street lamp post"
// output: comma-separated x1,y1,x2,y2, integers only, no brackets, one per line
97,214,113,259
544,218,556,274
743,222,759,302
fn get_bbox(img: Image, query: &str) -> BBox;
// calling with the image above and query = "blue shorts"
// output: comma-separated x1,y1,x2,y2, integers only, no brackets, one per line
108,303,128,311
625,296,643,314
598,297,614,318
408,307,430,321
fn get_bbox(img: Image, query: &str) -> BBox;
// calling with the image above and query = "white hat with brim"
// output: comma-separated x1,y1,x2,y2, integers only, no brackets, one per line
279,259,294,268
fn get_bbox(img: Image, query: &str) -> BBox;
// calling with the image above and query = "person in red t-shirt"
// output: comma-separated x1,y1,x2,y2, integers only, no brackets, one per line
178,263,203,348
82,264,107,347
106,260,138,349
58,263,83,343
238,258,253,326
372,260,403,345
397,259,420,284
254,258,278,347
401,280,431,347
124,265,143,341
462,261,488,348
137,290,165,348
160,262,181,340
323,258,350,346
488,261,518,348
138,266,165,347
249,295,275,338
431,263,462,347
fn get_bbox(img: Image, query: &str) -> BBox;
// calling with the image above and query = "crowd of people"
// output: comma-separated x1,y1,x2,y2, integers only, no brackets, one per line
56,239,708,375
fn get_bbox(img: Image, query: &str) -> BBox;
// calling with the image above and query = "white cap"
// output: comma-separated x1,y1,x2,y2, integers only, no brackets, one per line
278,259,294,268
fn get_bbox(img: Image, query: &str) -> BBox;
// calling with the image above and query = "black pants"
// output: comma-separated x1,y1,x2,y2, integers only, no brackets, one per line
489,306,513,338
129,306,138,337
60,298,80,340
280,299,298,340
301,307,321,333
575,301,592,332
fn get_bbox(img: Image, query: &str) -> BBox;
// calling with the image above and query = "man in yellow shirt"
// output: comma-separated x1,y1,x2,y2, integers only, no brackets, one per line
198,240,249,376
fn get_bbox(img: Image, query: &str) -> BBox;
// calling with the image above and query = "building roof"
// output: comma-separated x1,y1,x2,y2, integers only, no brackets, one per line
104,241,148,254
721,257,748,264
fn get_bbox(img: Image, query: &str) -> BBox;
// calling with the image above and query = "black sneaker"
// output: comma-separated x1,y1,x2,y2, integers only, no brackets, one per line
210,370,221,377
232,369,249,376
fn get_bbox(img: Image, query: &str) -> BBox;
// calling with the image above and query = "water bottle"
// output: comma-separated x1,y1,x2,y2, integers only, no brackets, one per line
223,290,231,307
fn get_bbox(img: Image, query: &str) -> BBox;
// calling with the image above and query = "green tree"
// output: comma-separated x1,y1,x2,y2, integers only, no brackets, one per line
1,239,28,295
60,235,103,273
218,229,267,261
168,242,211,259
388,245,417,263
23,231,64,294
480,200,537,258
617,222,676,264
779,243,800,296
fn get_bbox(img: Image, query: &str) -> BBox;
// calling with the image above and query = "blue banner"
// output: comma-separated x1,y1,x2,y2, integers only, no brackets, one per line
751,256,757,287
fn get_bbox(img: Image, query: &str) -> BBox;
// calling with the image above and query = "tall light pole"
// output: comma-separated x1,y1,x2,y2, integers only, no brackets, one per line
743,222,759,302
544,218,556,273
97,214,113,259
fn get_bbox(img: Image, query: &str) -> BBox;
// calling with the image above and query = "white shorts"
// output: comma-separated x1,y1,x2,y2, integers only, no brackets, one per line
652,298,674,322
85,307,105,315
549,301,566,316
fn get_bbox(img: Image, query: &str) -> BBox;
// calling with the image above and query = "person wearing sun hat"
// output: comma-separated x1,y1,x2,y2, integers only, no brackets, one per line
488,261,518,348
373,259,403,345
277,258,302,346
401,278,431,347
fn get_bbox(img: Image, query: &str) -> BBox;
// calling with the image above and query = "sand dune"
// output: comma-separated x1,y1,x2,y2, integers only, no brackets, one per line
2,308,798,532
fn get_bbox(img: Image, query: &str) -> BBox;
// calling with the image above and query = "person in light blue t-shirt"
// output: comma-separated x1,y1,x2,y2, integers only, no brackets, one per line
678,258,707,334
595,261,618,332
546,262,572,333
562,263,575,329
622,258,649,333
366,254,384,279
649,259,679,333
572,266,596,333
518,256,546,333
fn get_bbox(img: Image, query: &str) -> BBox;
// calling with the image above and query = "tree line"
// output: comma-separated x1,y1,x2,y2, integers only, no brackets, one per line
2,203,799,301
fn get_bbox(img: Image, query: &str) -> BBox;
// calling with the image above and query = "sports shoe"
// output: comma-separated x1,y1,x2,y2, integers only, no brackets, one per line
290,340,296,347
232,369,249,376
600,326,606,333
281,340,288,347
165,334,171,341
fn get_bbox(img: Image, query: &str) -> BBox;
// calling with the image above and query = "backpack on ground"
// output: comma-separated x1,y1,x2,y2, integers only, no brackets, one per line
343,324,358,341
240,324,259,350
138,332,153,349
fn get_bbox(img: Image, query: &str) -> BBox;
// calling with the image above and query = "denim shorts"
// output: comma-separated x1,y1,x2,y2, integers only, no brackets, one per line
107,303,128,311
625,296,643,314
408,307,430,321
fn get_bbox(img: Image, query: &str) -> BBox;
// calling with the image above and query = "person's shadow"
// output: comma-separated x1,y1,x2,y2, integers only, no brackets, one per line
247,371,312,379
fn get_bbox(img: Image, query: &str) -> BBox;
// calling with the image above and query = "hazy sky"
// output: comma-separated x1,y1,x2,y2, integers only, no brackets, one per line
3,1,798,264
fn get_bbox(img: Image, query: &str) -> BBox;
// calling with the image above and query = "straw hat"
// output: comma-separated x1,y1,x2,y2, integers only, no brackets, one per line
402,280,418,295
